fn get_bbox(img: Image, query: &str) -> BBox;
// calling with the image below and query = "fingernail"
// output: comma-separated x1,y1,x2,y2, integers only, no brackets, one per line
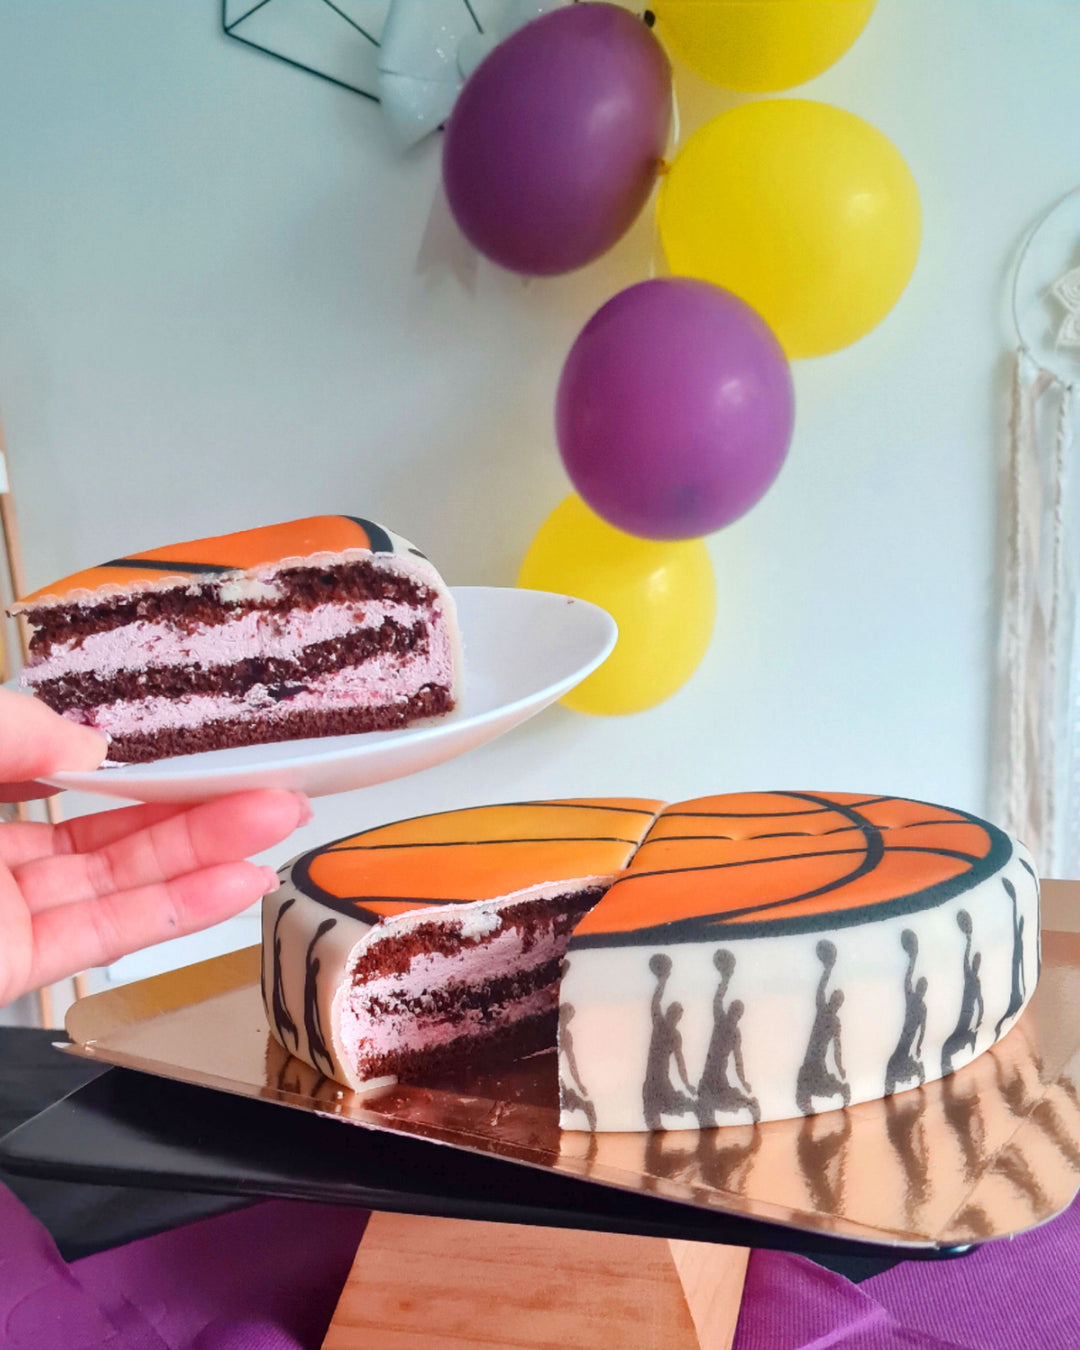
290,792,314,826
71,724,111,769
259,866,281,894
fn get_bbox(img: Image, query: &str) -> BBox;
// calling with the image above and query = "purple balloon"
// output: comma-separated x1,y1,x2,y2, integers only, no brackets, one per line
442,4,671,276
557,279,795,540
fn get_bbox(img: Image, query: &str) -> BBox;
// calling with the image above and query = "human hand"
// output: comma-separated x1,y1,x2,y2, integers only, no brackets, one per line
0,688,310,1004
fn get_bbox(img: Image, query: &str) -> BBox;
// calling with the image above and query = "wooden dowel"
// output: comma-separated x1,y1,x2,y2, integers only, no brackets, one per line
0,413,90,1020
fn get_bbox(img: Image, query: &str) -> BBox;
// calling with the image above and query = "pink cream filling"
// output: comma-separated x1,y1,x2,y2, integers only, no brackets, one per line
65,621,455,737
339,917,568,1069
24,600,427,681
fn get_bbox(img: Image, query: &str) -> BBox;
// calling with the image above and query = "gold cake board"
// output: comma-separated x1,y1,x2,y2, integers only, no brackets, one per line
63,882,1080,1347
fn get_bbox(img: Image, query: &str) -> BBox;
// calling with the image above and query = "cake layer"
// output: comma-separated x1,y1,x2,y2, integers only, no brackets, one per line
342,889,603,1081
25,599,429,681
371,1009,558,1083
104,687,452,764
29,620,431,712
23,559,436,651
71,628,454,735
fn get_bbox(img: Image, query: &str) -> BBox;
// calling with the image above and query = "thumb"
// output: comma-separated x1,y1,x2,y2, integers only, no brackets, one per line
0,687,109,785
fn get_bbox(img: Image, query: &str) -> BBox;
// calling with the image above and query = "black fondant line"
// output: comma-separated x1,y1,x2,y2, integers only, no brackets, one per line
571,819,1011,946
642,819,969,847
303,917,337,1076
289,832,604,922
342,516,394,553
661,807,835,820
315,801,659,856
994,877,1027,1040
620,843,981,893
101,557,235,575
659,795,893,821
269,898,298,1050
330,835,643,852
591,788,977,932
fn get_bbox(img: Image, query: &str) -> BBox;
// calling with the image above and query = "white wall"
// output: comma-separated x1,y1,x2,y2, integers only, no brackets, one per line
1,1,1078,1000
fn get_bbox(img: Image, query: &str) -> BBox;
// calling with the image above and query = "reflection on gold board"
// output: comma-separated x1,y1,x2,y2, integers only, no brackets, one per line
64,890,1080,1251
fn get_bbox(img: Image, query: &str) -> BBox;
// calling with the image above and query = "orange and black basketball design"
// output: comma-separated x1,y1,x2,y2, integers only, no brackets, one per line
15,515,410,607
291,799,664,926
569,791,1014,947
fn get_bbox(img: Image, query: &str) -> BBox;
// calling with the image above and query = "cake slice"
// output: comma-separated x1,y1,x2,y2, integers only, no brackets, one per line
11,515,461,764
262,799,663,1089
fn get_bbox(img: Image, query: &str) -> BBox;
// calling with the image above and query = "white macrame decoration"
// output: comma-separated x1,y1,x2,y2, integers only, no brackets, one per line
377,0,567,148
222,1,566,151
996,189,1080,874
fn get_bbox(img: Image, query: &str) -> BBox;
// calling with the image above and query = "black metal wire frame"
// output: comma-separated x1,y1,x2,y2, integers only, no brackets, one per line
221,0,491,102
222,0,380,101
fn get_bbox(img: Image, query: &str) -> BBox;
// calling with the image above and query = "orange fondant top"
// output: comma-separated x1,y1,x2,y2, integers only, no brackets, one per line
293,800,664,924
571,791,1009,946
14,516,409,609
291,792,1014,942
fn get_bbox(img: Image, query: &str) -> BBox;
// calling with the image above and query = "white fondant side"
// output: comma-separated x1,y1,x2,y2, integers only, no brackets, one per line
261,877,375,1089
558,841,1040,1132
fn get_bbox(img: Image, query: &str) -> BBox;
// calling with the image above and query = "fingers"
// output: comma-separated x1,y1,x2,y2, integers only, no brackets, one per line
27,861,281,990
55,801,211,855
0,803,187,871
15,789,310,914
0,688,108,794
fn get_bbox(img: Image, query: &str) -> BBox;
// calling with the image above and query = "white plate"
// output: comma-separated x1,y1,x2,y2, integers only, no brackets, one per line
37,587,615,804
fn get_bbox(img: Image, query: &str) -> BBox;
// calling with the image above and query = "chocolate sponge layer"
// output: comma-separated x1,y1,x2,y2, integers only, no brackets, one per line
33,618,431,714
104,684,453,764
25,560,435,653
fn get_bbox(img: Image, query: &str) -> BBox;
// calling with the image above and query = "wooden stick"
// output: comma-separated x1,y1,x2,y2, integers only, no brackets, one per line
668,1239,750,1350
0,411,87,1018
322,1211,748,1350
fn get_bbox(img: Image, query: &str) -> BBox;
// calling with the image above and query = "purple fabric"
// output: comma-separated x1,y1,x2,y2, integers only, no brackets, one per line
733,1193,1080,1350
3,1172,1080,1349
0,1183,367,1349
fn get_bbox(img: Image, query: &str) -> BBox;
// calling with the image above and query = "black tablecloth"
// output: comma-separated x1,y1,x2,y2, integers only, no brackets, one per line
0,1028,249,1260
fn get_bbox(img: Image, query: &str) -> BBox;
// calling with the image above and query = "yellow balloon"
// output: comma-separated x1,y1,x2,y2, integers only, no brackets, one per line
657,99,920,358
653,1,876,93
517,495,715,716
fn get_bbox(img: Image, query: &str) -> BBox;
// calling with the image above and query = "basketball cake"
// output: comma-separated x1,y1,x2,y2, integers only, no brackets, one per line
262,791,1040,1131
11,516,461,764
